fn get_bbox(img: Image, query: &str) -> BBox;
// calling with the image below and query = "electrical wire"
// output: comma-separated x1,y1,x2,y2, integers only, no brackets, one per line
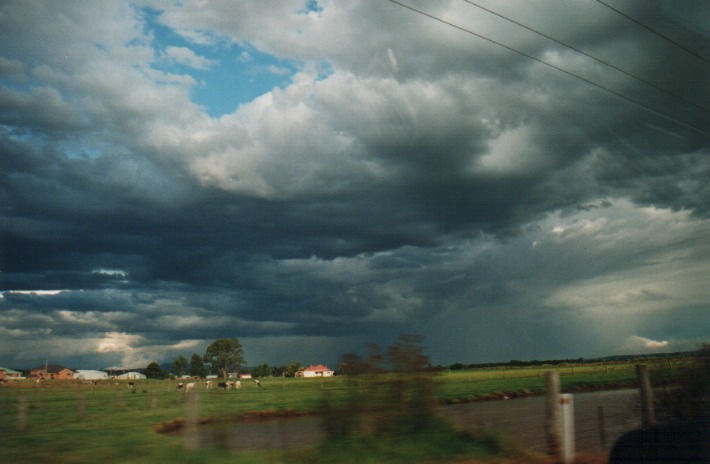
462,0,710,115
385,0,710,135
595,0,710,66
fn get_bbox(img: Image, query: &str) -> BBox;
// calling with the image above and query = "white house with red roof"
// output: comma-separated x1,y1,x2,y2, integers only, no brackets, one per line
299,364,334,378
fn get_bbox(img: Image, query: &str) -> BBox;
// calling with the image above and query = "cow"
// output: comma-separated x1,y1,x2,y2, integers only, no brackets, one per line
127,381,135,389
205,380,213,389
254,379,261,388
176,382,184,391
185,382,195,393
217,381,230,390
235,380,242,390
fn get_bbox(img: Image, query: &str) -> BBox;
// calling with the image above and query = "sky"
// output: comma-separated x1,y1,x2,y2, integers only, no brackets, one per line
1,0,709,370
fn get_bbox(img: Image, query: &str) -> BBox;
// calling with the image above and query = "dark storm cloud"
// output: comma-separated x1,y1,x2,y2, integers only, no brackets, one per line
1,0,708,368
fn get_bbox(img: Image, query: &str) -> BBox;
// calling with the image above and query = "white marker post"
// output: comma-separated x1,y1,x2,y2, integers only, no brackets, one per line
559,393,575,464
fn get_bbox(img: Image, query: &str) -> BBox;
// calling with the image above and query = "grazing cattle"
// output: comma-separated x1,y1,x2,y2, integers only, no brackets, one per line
176,382,184,391
205,380,212,389
185,382,195,393
254,379,261,388
235,380,242,389
218,381,229,390
127,382,135,389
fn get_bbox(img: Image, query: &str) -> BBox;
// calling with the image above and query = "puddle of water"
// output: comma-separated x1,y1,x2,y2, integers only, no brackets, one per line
174,389,643,453
186,415,324,451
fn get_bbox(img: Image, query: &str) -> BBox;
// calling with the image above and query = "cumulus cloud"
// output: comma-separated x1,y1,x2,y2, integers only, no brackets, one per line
164,46,217,70
618,335,702,354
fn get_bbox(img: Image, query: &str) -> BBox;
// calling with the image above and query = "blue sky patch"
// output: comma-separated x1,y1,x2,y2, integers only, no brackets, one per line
139,6,298,117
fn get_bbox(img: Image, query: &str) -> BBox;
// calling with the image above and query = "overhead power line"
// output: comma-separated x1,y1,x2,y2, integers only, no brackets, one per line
462,0,710,115
385,0,709,135
595,0,710,66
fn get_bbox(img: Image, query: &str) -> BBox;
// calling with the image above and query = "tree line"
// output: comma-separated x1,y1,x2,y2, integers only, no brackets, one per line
143,338,304,380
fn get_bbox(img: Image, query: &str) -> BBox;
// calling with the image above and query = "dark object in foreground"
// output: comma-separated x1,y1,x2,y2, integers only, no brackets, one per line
609,421,709,463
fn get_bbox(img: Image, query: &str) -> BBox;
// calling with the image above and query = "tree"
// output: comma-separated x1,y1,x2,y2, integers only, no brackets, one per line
387,334,428,372
173,355,188,376
145,361,165,379
189,353,207,377
252,363,270,378
284,361,301,377
203,338,245,379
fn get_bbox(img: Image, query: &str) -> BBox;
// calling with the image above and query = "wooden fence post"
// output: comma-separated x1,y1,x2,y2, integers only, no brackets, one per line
16,395,27,432
597,405,607,448
545,370,561,460
116,388,125,409
77,391,86,420
184,390,200,450
636,364,655,428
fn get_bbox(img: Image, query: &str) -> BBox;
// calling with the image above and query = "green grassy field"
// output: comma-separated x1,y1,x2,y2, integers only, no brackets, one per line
0,357,695,463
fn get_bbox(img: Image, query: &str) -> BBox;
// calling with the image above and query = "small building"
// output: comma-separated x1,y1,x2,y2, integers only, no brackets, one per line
239,373,252,379
116,371,146,380
0,367,23,380
299,364,334,378
75,370,109,380
30,365,75,380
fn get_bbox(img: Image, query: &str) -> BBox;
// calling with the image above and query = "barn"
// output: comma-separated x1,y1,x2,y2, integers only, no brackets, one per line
116,372,146,380
75,370,109,380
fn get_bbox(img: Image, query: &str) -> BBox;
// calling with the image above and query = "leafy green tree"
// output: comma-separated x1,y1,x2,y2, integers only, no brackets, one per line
285,361,301,377
144,361,166,379
325,335,436,440
203,338,246,379
173,355,188,376
189,353,207,377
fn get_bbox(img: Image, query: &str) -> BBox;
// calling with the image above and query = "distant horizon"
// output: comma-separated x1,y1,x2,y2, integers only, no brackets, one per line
3,348,699,374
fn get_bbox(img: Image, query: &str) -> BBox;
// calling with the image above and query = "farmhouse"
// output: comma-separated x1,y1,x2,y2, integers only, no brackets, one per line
299,364,334,378
75,370,109,380
30,365,74,380
0,367,23,380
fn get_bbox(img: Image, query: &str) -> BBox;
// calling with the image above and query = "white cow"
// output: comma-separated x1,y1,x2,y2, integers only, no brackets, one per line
185,382,195,393
205,380,213,389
